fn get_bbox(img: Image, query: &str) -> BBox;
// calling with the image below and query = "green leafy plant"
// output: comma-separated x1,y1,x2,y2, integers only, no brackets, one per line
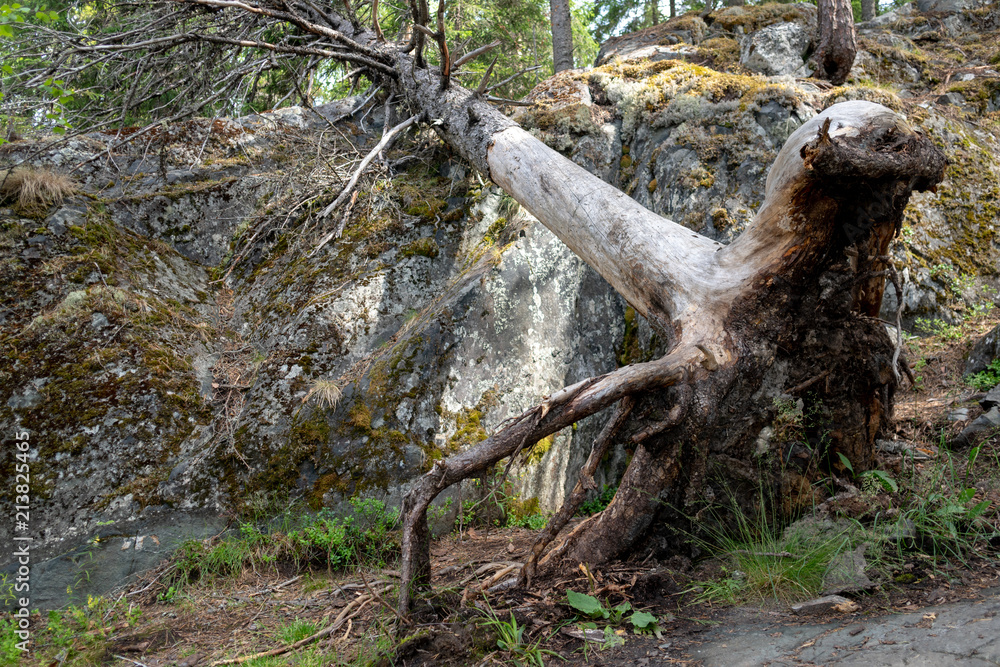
967,359,1000,392
578,484,617,516
884,448,996,562
629,610,661,637
480,610,562,667
157,585,179,603
860,469,899,493
566,589,658,636
915,317,963,341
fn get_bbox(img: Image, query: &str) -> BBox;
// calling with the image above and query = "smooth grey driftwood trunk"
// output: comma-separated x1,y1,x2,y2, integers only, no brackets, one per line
148,0,946,617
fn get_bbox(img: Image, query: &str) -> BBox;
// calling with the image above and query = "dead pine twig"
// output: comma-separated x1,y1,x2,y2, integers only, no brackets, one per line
312,112,422,255
208,591,381,666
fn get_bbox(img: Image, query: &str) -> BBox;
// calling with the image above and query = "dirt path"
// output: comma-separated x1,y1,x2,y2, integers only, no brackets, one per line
647,589,1000,666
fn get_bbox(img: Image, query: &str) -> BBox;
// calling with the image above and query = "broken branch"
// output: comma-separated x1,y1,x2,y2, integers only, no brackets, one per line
452,40,501,68
313,112,421,253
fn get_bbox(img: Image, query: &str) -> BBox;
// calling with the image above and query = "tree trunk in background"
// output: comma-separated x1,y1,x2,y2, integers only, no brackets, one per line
670,0,676,19
550,0,574,72
816,0,858,84
861,0,877,22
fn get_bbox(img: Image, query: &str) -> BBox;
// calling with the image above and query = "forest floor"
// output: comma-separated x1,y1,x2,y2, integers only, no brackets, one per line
8,312,1000,667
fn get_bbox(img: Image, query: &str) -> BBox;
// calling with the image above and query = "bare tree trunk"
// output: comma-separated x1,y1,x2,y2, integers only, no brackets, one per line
550,0,574,72
861,0,877,22
670,0,676,20
398,101,945,612
816,0,858,84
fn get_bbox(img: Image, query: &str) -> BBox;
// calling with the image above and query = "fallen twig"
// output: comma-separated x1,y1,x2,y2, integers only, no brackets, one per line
209,589,385,665
312,113,421,254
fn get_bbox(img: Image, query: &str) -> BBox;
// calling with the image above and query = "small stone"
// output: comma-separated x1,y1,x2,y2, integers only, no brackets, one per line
823,545,875,595
948,407,970,422
980,385,1000,411
936,92,965,107
791,595,858,615
953,407,1000,448
91,312,110,329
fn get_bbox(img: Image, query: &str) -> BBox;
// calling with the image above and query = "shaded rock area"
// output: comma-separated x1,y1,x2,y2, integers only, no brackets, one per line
967,323,1000,375
2,0,1000,606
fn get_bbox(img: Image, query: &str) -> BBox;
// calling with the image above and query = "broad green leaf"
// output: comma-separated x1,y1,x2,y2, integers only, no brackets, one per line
837,452,854,475
566,589,608,619
969,500,991,520
861,469,898,493
630,611,658,630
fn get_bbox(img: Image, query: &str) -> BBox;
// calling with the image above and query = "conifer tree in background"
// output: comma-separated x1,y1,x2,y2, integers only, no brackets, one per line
817,0,859,83
550,0,574,71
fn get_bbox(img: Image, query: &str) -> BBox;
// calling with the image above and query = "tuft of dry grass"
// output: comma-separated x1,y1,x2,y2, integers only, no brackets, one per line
304,378,343,409
0,167,76,211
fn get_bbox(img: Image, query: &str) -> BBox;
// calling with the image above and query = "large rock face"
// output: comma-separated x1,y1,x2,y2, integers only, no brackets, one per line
2,1,999,607
740,22,813,77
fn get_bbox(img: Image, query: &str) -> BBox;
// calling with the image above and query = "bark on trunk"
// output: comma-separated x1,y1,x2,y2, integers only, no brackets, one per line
816,0,858,84
550,0,574,72
861,0,877,22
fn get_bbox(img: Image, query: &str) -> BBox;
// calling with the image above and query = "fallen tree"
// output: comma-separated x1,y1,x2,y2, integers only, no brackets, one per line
27,0,946,617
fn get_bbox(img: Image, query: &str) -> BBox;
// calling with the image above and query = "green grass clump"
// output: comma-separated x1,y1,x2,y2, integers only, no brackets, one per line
169,497,400,590
691,514,852,604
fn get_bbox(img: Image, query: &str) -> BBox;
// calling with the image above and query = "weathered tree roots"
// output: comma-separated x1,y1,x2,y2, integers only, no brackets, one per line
397,101,946,617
